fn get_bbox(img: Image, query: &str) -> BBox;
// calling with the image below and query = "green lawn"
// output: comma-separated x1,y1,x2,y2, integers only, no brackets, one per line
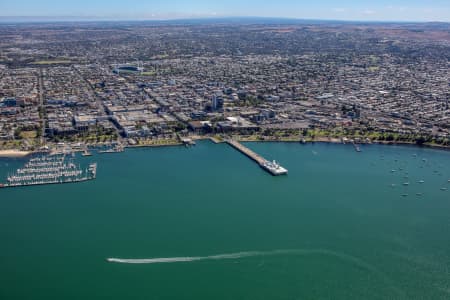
32,60,73,65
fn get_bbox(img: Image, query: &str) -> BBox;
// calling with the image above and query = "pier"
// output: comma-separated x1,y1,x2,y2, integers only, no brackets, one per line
226,140,288,175
227,140,266,164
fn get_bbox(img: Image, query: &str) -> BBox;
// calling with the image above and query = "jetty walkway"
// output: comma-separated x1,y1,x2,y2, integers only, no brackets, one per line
226,139,266,165
225,139,288,176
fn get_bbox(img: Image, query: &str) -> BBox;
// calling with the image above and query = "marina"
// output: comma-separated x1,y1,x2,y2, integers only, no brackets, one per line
1,154,97,188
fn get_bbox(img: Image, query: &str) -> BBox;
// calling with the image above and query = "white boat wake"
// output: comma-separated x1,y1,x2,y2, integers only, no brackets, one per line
107,249,374,267
106,249,406,297
107,251,269,264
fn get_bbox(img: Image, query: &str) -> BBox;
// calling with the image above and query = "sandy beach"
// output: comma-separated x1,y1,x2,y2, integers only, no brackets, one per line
0,150,31,158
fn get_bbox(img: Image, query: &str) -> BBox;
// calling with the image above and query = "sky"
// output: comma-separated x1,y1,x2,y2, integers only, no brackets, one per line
0,0,449,22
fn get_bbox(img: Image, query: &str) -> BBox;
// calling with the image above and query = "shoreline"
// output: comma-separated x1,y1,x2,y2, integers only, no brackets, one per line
0,150,32,158
235,136,450,151
0,137,448,158
126,142,183,149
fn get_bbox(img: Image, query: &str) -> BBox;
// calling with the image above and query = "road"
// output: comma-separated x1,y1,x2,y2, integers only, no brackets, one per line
38,68,45,146
72,65,123,142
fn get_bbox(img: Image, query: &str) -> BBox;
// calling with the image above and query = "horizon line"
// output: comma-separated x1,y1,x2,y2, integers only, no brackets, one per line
0,15,448,24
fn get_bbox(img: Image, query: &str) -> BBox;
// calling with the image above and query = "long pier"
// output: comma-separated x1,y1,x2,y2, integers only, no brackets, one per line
227,140,266,164
226,140,288,175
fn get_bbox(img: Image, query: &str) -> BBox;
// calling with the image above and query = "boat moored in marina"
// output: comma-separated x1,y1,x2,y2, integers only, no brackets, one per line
2,155,97,188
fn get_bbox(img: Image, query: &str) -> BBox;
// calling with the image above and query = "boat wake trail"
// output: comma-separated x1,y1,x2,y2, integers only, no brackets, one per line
107,251,269,264
107,249,406,297
107,249,375,267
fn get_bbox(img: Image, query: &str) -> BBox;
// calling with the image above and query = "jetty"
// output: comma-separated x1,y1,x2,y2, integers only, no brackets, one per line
98,143,124,154
82,147,92,156
0,154,97,188
181,138,196,146
226,140,287,175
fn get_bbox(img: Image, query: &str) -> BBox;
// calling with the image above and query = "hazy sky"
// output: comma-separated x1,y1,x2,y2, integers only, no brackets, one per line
1,0,449,22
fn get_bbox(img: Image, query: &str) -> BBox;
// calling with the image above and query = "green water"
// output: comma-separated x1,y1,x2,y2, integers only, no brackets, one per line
1,141,449,299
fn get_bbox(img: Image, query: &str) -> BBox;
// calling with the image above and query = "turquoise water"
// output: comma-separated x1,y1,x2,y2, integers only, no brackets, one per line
0,141,449,299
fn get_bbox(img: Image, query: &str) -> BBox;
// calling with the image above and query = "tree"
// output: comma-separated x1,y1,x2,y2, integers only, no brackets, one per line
386,134,395,141
415,136,426,145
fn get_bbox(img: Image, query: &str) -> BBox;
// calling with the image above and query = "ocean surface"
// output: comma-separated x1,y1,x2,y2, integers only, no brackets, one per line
0,141,449,299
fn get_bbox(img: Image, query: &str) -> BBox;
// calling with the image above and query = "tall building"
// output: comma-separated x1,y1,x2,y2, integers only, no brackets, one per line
211,95,224,111
1,97,17,107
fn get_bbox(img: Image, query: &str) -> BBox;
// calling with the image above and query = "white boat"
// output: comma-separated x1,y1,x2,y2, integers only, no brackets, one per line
2,155,97,188
260,160,288,176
